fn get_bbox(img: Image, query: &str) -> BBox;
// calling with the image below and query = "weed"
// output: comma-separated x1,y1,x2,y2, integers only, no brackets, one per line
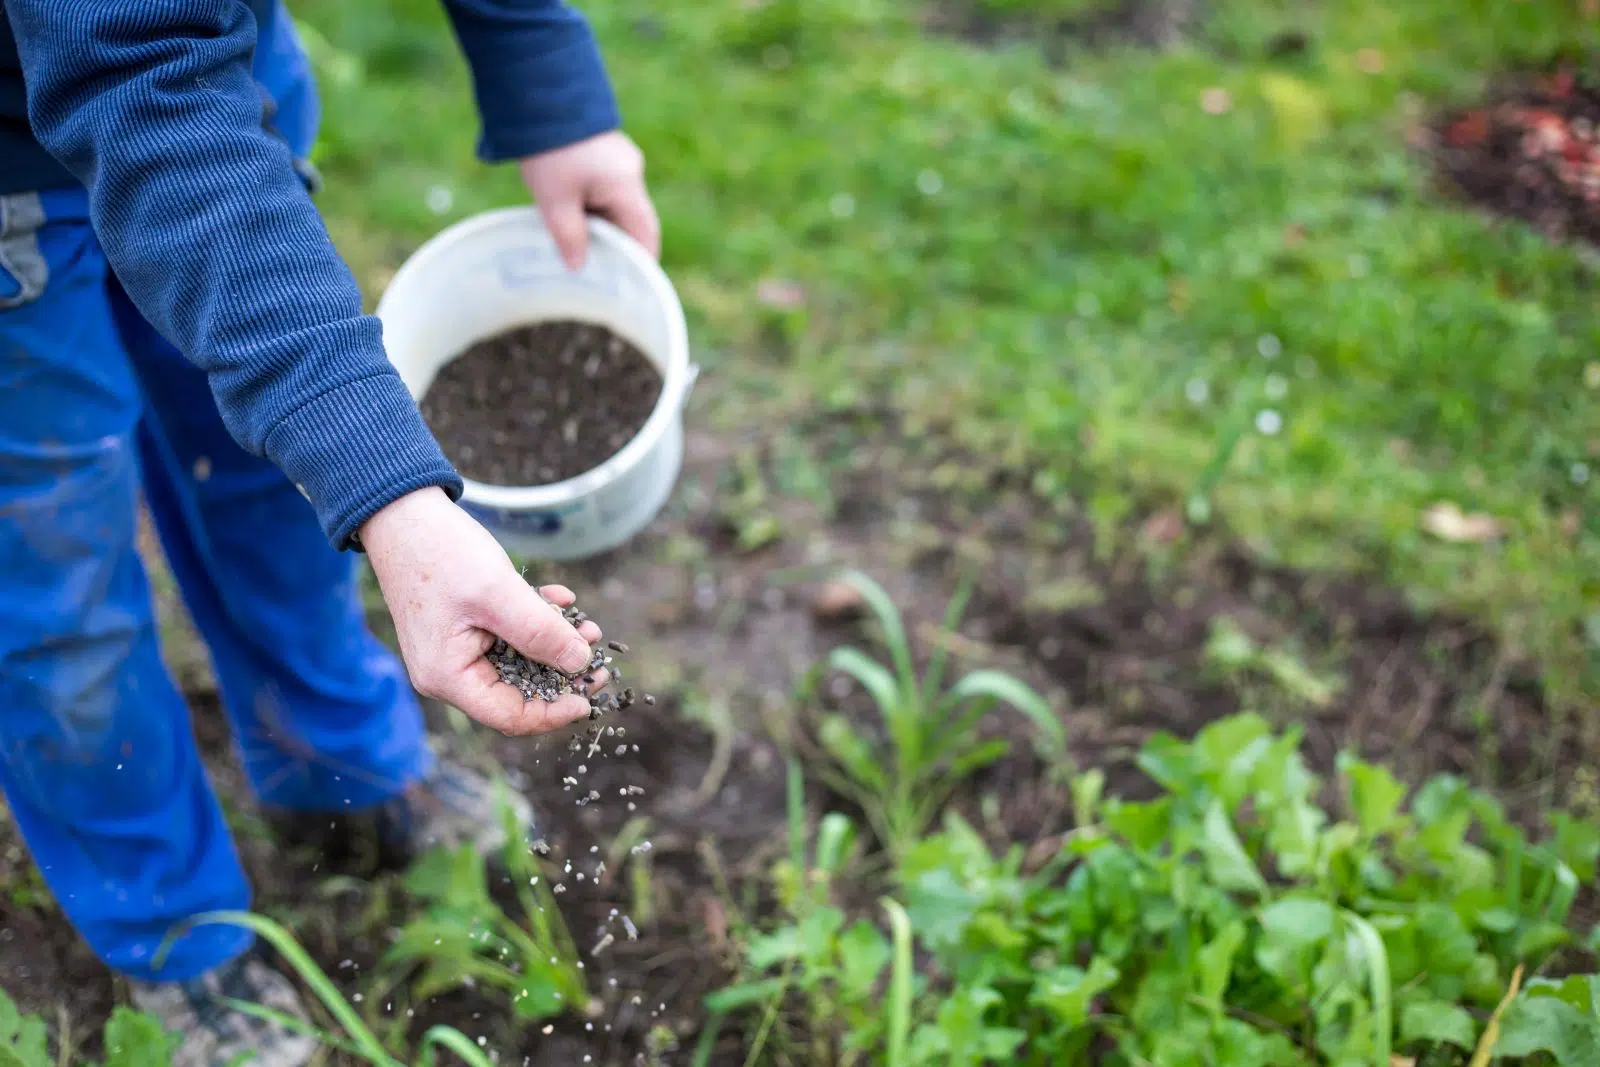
705,761,909,1066
1202,615,1342,709
720,712,1600,1064
800,569,1065,857
716,449,783,553
0,986,178,1067
370,799,586,1025
0,909,509,1067
182,911,498,1066
1,864,53,916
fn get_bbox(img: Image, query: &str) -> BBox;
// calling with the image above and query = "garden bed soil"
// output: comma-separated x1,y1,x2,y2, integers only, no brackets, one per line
419,320,662,487
0,411,1586,1065
1428,65,1600,247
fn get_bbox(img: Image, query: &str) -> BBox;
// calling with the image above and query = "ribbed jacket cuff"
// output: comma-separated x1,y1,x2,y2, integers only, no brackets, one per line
265,372,464,550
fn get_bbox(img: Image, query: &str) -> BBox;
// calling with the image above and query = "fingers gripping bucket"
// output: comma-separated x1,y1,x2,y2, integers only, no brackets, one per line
377,207,696,561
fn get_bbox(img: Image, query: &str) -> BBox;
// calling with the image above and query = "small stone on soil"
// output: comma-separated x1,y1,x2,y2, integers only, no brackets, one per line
810,579,866,621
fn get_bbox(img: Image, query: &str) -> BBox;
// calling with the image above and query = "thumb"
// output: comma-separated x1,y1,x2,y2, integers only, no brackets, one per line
484,583,595,676
538,192,590,271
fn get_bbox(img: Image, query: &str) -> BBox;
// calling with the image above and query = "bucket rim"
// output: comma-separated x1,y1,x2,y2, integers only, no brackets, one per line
376,206,693,513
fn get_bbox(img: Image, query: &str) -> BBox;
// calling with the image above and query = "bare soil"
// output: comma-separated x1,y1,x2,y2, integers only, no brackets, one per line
1428,64,1600,247
420,320,662,487
0,406,1586,1065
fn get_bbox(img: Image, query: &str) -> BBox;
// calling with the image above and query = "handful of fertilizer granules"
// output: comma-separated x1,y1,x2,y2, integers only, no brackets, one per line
485,597,649,721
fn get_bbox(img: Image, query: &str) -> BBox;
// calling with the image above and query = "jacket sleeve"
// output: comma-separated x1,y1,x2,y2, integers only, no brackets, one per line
8,0,463,550
440,0,621,161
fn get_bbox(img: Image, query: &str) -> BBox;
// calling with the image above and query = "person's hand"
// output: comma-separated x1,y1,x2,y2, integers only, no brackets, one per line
519,130,660,270
359,487,607,735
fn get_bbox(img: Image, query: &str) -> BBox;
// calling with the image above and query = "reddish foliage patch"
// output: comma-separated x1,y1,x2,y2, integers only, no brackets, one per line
1432,65,1600,245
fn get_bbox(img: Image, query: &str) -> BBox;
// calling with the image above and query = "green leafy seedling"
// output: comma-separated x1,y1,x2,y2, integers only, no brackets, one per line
0,988,182,1067
0,986,49,1067
376,823,585,1022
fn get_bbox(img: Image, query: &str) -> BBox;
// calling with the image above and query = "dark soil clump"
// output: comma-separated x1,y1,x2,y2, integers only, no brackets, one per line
926,0,1200,56
420,320,663,487
1429,65,1600,246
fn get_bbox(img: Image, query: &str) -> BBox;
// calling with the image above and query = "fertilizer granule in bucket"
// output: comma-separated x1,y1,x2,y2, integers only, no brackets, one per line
419,320,663,487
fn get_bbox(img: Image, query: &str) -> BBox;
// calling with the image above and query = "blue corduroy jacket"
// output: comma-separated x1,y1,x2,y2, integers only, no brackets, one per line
0,0,621,547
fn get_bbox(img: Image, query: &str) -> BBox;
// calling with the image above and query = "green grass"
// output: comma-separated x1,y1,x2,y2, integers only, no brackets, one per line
296,0,1599,708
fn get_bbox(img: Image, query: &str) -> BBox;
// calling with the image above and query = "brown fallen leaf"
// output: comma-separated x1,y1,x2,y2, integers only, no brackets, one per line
700,895,729,954
755,277,806,311
1140,509,1185,544
1422,501,1502,543
1446,109,1490,148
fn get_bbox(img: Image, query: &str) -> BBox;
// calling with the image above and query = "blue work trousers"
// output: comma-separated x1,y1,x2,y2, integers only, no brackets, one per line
0,7,431,982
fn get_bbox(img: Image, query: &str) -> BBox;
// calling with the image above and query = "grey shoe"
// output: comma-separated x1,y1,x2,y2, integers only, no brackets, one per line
374,759,535,860
129,954,315,1067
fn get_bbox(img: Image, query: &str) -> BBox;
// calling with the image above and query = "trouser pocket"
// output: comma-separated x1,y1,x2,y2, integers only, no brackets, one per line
0,193,49,310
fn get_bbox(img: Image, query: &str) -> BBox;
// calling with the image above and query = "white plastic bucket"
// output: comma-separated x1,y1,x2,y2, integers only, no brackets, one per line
376,207,696,561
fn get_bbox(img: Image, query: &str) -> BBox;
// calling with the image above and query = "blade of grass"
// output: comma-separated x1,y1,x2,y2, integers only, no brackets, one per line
882,898,914,1067
188,910,394,1065
1343,912,1391,1067
787,757,807,879
691,1010,728,1067
420,1024,498,1067
1504,834,1525,918
631,854,657,929
814,812,858,875
819,712,890,792
827,646,917,781
491,791,586,1004
920,575,975,712
216,997,367,1059
832,643,921,783
1468,963,1525,1067
740,961,794,1067
834,570,916,696
828,647,902,726
941,670,1065,757
815,764,893,857
931,695,1000,766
